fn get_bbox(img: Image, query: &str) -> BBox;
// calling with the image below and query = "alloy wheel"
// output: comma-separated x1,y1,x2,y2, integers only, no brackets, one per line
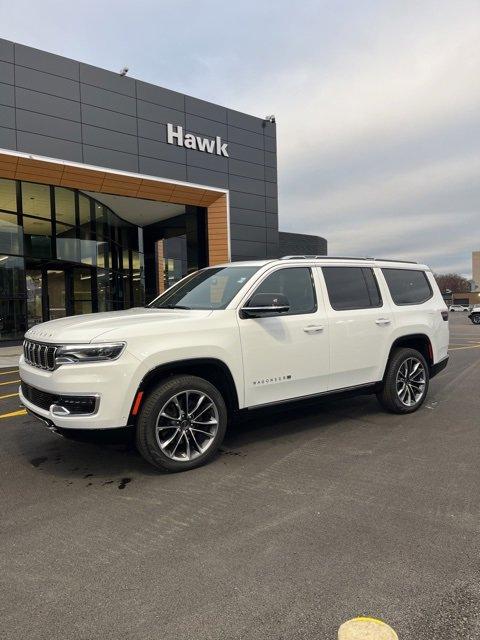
155,390,219,462
395,357,426,407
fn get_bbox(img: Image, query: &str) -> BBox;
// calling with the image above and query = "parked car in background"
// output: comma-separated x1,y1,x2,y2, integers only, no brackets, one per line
449,304,469,312
468,306,480,324
19,256,449,472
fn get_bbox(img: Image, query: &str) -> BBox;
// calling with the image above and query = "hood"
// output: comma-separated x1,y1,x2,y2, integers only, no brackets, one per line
24,308,213,344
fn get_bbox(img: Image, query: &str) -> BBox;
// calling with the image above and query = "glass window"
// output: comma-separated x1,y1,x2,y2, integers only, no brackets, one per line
56,223,79,263
382,268,433,305
23,216,52,258
322,267,382,310
78,194,91,226
0,178,17,212
22,182,51,218
0,211,23,255
96,240,109,269
54,187,76,225
73,269,93,315
26,270,43,328
0,299,26,340
0,254,25,297
97,269,110,312
149,266,260,310
252,267,316,315
94,202,106,238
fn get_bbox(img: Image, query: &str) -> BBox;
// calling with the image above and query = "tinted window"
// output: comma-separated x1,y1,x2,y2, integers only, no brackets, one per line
322,267,382,310
252,267,316,315
382,268,432,305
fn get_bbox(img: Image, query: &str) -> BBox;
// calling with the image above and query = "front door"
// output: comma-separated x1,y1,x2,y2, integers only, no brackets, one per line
238,266,330,407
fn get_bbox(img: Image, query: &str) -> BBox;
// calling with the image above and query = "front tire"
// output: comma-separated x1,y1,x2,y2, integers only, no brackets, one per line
471,314,480,325
376,348,429,414
135,375,227,472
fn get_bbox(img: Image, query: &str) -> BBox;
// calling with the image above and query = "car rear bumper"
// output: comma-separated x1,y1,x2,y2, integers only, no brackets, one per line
430,355,449,378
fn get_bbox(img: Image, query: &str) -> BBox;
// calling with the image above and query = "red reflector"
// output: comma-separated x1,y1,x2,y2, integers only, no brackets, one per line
131,391,144,416
427,342,433,361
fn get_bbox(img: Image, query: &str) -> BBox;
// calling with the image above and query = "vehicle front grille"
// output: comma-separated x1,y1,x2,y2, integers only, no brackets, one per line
21,382,98,415
23,340,57,371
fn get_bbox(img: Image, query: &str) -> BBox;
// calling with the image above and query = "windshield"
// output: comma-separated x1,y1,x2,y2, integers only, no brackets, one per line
148,266,261,310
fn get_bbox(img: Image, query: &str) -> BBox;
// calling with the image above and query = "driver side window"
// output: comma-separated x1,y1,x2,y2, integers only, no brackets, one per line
253,267,317,316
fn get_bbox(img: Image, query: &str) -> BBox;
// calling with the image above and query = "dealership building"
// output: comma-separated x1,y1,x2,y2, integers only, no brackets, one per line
0,39,326,342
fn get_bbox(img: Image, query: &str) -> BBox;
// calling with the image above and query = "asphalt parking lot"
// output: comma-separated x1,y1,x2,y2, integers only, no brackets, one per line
1,313,480,640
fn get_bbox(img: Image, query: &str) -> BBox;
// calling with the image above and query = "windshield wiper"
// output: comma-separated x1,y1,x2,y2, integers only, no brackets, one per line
160,304,192,310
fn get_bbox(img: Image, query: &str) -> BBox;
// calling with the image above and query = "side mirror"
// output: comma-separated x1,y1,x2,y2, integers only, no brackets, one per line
240,292,290,318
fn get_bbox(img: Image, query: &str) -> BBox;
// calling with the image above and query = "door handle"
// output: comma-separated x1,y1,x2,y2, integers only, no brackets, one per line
303,325,324,334
375,318,391,326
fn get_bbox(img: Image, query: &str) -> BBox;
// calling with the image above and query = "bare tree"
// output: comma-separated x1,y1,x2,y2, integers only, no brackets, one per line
434,273,471,293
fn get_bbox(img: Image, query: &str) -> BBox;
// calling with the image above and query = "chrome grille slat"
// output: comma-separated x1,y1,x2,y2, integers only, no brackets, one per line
23,340,57,371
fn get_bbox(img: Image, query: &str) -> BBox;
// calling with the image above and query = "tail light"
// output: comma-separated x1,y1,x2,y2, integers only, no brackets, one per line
441,310,449,321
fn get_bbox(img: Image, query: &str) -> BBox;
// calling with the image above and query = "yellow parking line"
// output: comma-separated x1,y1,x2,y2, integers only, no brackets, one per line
449,344,480,351
0,392,19,400
0,409,26,419
0,369,19,376
0,379,20,386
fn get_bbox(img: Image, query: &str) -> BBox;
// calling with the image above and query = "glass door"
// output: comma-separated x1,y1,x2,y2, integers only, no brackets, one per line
26,269,44,328
47,269,67,320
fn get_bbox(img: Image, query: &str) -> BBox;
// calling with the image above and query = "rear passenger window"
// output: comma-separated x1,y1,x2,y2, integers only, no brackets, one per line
253,267,316,315
382,268,432,305
322,267,382,310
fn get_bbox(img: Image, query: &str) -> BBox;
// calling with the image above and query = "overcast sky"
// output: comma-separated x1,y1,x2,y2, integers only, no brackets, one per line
1,0,479,275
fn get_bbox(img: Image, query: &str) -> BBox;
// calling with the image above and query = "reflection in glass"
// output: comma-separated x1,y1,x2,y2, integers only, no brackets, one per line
97,269,110,312
0,299,26,340
0,254,25,297
23,216,52,258
26,270,43,328
55,187,76,225
0,211,23,255
0,178,17,212
78,194,91,226
56,223,79,262
73,269,92,315
47,270,66,320
22,182,51,218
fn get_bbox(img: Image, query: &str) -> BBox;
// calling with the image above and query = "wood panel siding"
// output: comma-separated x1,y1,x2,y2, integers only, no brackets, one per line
207,194,229,265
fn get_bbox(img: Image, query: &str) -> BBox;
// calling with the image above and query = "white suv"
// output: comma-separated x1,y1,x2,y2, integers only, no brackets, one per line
19,257,449,472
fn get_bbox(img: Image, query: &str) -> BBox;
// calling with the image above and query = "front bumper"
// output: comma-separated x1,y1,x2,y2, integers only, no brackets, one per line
19,350,141,430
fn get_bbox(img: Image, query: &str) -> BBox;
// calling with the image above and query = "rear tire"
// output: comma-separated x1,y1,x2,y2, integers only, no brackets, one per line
135,375,227,472
376,347,429,414
472,314,480,325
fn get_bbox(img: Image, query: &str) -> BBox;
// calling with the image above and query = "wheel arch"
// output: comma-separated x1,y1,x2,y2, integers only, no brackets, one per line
382,333,434,379
130,358,240,423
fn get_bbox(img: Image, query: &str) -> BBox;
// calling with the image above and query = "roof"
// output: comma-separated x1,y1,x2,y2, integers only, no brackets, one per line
213,257,430,270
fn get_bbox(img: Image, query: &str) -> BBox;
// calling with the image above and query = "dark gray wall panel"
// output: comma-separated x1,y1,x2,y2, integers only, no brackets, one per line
231,240,267,258
186,148,228,173
136,81,184,111
0,126,16,149
16,87,80,121
265,151,276,167
0,105,15,129
139,156,186,181
0,61,14,85
83,145,137,172
138,138,186,163
266,213,278,228
263,121,276,137
266,243,278,258
80,63,135,97
226,142,264,165
138,118,166,143
81,104,137,135
229,174,265,196
15,43,79,80
228,125,263,150
266,197,278,213
228,158,264,180
185,96,227,123
265,182,277,198
0,39,14,63
264,136,276,152
230,191,265,212
16,110,82,142
227,109,267,134
82,125,137,155
187,166,228,188
80,84,136,116
137,100,184,126
0,83,14,107
17,131,82,162
264,166,277,183
230,208,266,227
186,113,227,139
15,66,79,100
266,228,278,244
230,224,266,243
279,232,327,256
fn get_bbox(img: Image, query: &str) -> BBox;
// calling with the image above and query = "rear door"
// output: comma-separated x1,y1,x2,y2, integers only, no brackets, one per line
238,266,330,407
318,265,394,389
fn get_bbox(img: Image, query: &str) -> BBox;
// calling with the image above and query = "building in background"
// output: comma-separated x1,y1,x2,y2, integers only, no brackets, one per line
0,39,324,342
472,251,480,290
279,231,327,257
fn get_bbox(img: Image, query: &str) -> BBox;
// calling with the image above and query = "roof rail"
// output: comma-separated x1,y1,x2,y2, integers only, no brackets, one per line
280,255,418,264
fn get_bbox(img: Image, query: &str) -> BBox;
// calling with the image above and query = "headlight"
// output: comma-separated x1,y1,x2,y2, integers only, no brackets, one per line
55,342,126,366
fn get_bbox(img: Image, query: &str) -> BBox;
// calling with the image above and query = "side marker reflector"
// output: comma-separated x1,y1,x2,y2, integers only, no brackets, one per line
131,391,144,416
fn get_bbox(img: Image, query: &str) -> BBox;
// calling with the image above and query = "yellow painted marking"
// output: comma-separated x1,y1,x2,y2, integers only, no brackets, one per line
338,616,398,639
0,392,19,400
0,369,19,376
0,379,20,386
449,344,480,351
0,409,27,419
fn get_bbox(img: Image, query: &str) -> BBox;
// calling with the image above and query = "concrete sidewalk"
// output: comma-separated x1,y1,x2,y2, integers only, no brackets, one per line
0,345,22,369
